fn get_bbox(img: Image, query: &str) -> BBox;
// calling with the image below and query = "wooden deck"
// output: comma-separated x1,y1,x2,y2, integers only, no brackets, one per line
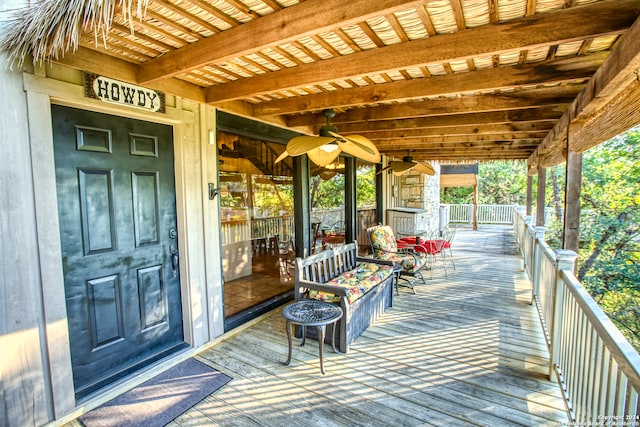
174,225,568,426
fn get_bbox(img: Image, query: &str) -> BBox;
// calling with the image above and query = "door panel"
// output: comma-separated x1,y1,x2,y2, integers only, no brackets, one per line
52,105,184,399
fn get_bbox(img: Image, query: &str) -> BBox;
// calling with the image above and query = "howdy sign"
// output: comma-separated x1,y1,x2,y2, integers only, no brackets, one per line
84,73,165,113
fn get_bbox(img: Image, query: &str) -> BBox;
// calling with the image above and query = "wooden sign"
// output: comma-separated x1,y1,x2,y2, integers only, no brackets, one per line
84,73,165,113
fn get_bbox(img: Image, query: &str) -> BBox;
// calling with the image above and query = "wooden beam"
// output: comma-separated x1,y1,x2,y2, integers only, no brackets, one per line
205,1,637,103
529,14,640,170
412,152,530,160
53,47,206,102
377,141,539,156
337,122,555,139
440,174,478,188
333,107,564,133
253,53,604,115
571,79,640,152
137,0,428,83
385,148,536,159
286,86,582,126
374,133,546,145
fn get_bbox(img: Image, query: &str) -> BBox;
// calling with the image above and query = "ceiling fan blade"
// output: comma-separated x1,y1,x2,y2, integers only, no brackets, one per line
414,161,436,176
286,135,335,156
274,150,290,164
306,147,341,167
376,165,392,175
389,161,416,175
329,132,381,163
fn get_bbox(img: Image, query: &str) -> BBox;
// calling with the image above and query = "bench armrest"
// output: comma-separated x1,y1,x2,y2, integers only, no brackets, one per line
295,279,349,297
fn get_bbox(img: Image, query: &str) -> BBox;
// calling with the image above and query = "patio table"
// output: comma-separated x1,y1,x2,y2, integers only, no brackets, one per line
282,300,343,374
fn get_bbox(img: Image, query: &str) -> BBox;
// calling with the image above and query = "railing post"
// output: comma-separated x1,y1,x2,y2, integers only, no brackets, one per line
522,216,533,272
531,226,546,305
549,250,578,382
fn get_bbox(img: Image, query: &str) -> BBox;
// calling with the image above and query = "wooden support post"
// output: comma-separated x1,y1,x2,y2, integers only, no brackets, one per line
536,166,546,227
345,156,357,244
526,175,533,216
293,156,311,257
375,163,384,225
562,150,582,253
472,184,478,230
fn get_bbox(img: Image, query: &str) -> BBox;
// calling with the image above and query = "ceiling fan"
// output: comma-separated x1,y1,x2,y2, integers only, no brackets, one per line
275,109,381,167
379,151,436,176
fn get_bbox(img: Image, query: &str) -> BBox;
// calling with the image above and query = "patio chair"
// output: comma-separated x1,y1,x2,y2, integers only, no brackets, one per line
311,221,322,254
322,220,346,249
366,225,429,294
415,231,448,277
418,228,455,271
277,236,296,277
440,227,456,270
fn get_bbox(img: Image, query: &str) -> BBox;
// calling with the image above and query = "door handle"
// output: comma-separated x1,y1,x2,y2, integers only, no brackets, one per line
170,243,179,272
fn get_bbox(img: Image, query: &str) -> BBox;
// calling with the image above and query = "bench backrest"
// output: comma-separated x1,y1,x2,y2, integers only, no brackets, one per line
332,242,358,274
295,241,358,283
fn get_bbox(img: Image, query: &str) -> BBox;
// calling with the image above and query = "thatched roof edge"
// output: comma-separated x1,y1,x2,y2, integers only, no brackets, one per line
0,0,148,68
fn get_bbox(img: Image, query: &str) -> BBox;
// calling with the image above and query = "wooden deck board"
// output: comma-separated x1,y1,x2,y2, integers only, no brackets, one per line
64,225,562,427
174,225,568,426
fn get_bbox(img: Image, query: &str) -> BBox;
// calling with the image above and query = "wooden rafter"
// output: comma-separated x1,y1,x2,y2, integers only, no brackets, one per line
137,0,429,83
529,13,640,171
204,1,637,104
5,0,638,164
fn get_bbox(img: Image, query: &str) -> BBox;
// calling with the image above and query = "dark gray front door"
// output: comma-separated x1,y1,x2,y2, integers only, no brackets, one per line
52,105,184,399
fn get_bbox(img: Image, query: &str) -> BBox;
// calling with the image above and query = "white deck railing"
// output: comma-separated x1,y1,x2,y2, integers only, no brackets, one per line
513,208,640,423
221,207,376,247
446,203,516,225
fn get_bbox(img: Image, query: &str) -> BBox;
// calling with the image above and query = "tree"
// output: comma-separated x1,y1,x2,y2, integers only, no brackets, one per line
572,128,640,349
441,161,528,205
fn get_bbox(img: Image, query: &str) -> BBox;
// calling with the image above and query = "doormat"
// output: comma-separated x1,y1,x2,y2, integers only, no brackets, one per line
79,358,232,427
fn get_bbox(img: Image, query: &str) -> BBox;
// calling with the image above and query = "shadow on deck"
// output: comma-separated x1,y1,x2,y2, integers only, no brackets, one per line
174,225,568,426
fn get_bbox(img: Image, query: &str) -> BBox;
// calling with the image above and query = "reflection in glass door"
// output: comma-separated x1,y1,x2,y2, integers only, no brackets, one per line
218,131,294,326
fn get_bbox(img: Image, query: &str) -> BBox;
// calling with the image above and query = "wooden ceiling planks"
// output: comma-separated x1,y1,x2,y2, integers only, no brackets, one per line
7,0,635,165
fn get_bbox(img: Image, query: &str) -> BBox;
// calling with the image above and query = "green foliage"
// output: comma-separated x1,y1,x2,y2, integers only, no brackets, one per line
356,165,376,207
478,161,528,205
596,289,640,352
252,177,294,215
311,174,345,209
441,186,473,204
440,161,528,205
575,128,640,350
310,165,376,209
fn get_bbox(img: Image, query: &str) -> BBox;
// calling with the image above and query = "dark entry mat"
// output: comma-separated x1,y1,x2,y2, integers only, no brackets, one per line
79,358,232,427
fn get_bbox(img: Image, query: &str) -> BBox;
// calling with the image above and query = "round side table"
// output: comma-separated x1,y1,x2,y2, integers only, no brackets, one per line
282,300,343,374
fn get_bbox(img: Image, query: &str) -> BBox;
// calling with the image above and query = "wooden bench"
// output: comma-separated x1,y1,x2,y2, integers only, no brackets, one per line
294,242,395,353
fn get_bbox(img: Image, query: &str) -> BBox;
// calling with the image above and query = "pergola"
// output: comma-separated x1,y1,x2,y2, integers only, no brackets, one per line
3,0,640,245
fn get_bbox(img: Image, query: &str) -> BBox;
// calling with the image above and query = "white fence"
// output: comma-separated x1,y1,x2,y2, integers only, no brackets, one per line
513,209,640,423
446,204,516,225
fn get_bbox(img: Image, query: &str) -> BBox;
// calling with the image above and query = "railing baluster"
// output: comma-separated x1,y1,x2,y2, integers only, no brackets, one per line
513,206,640,424
590,333,603,424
